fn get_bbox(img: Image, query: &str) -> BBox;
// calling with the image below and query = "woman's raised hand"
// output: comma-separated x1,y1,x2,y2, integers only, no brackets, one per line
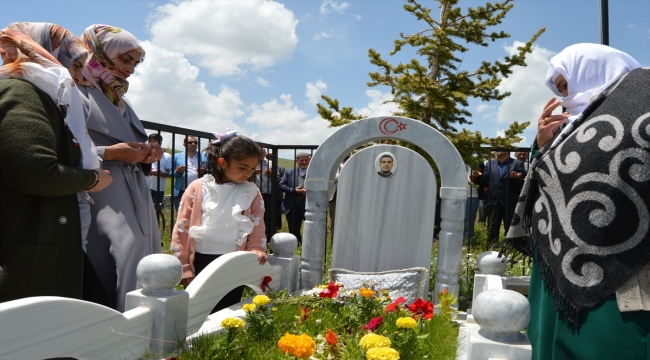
536,97,570,149
104,142,151,164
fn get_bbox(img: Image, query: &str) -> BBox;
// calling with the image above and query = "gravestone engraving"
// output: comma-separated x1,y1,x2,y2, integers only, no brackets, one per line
331,145,436,288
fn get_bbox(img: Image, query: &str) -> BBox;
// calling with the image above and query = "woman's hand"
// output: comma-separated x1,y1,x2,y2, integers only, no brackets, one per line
251,250,268,265
141,141,164,164
104,142,151,164
88,169,112,193
536,97,570,149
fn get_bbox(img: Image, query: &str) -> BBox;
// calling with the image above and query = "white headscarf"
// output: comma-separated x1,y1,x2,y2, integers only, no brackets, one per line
545,43,641,122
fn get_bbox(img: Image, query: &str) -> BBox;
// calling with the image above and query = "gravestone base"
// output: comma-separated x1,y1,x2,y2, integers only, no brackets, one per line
467,326,531,360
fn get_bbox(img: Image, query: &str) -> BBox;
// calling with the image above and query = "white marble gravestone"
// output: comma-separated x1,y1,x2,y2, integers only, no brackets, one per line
331,145,436,286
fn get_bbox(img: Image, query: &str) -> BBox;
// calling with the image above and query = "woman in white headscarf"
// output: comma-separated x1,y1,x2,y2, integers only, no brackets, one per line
504,43,649,359
78,24,163,311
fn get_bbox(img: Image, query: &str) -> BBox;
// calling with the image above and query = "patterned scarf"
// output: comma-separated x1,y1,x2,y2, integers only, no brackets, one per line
502,67,650,326
0,22,99,169
80,24,145,115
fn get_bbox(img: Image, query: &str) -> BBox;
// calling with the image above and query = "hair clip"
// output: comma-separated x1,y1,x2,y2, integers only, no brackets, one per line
211,129,237,144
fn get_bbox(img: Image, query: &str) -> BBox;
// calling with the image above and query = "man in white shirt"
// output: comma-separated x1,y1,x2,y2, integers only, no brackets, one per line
146,133,172,205
172,136,207,210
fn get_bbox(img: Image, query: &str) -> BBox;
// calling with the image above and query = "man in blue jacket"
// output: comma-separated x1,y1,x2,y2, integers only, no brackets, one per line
471,147,525,245
279,152,311,244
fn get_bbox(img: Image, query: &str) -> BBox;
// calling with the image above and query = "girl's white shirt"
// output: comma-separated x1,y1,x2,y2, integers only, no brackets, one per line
189,175,257,255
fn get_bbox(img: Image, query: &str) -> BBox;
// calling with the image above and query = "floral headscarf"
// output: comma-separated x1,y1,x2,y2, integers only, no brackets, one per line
0,22,99,169
80,24,145,115
5,22,88,70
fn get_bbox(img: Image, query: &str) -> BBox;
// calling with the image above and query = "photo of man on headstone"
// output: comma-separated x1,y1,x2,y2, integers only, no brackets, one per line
375,152,397,177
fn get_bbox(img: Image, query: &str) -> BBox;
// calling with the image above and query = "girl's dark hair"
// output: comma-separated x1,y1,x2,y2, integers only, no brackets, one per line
207,135,261,183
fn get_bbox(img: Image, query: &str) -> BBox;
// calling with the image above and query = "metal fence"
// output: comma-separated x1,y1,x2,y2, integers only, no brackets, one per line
140,120,318,242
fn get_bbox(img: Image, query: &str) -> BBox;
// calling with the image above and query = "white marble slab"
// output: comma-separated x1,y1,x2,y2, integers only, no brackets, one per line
331,145,436,288
0,297,151,360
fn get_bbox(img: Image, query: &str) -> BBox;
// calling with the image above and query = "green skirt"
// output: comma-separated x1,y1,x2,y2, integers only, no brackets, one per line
528,257,650,360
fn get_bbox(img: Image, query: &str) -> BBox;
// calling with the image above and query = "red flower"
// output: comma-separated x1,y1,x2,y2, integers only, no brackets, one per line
261,276,273,292
319,282,340,298
326,329,338,348
386,296,407,313
408,298,434,320
299,306,309,323
362,316,383,332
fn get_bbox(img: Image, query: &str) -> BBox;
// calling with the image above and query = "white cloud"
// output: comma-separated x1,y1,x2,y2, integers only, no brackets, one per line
320,0,350,15
127,41,243,142
306,80,328,105
149,0,298,77
246,94,335,145
256,77,270,87
495,42,556,126
357,89,400,117
313,31,333,40
475,103,494,113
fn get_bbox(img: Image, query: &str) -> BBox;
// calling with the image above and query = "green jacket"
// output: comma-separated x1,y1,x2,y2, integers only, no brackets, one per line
0,79,95,302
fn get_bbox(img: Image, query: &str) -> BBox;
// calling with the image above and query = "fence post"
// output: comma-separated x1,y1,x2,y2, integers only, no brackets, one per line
125,254,189,356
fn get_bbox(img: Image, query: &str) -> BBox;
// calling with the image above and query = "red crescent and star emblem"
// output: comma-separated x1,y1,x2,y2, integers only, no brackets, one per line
379,118,407,135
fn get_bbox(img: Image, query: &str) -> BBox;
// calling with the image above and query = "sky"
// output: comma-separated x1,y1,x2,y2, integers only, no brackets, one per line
1,0,649,152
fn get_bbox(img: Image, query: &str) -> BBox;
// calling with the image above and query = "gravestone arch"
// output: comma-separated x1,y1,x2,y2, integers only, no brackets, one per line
303,116,467,300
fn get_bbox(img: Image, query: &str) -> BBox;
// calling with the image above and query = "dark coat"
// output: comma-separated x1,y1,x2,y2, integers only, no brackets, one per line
475,157,525,208
0,79,95,302
279,167,305,214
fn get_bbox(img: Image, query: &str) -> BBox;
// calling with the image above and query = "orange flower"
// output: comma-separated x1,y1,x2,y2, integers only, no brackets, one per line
326,329,338,348
359,287,375,298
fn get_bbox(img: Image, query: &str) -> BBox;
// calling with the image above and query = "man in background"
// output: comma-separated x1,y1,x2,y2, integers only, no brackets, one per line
279,152,311,244
171,136,207,210
146,133,171,206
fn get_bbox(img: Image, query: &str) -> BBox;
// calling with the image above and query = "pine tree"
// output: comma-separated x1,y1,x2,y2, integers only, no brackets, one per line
317,0,545,164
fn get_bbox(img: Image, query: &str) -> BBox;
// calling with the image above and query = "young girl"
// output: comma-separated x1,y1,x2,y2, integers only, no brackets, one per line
171,131,267,312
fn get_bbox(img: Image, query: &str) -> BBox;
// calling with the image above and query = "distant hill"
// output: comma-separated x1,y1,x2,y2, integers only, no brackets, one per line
277,158,294,169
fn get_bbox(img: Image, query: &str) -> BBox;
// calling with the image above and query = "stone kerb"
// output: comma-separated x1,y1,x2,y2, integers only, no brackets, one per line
302,116,467,300
184,251,282,334
0,297,151,359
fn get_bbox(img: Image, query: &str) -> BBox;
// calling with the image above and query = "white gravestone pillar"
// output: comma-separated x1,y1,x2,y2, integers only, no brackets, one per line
125,254,189,356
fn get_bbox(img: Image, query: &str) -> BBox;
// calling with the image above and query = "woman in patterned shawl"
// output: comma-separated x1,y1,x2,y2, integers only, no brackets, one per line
504,44,650,359
78,24,163,311
0,23,112,303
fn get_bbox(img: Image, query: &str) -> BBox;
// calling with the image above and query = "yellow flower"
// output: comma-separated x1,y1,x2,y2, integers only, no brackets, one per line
271,307,278,312
277,333,315,359
242,303,257,312
396,317,417,329
366,347,400,360
252,294,271,306
359,288,375,298
359,333,391,351
220,317,245,331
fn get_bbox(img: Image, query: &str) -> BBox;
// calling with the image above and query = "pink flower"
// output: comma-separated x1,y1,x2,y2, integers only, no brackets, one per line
362,316,383,332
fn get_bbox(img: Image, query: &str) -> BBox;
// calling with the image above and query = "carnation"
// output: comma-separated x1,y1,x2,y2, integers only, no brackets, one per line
359,333,392,351
396,317,417,329
220,317,245,331
252,294,271,307
242,303,257,312
366,346,400,360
